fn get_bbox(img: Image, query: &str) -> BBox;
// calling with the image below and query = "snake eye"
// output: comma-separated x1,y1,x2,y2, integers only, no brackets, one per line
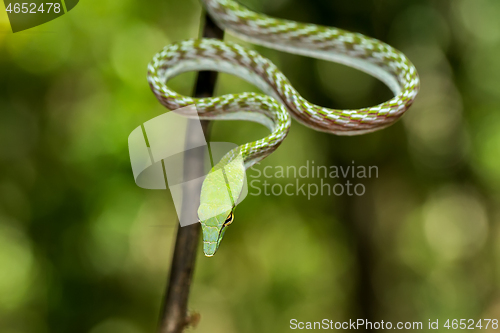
224,212,234,226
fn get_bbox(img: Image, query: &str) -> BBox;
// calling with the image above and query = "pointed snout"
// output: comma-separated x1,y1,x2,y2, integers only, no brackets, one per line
201,224,221,257
203,241,218,257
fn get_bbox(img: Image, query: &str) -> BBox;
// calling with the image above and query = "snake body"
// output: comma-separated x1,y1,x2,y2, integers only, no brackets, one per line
147,0,419,256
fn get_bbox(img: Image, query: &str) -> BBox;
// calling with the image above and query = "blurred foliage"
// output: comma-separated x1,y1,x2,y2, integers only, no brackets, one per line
0,0,500,332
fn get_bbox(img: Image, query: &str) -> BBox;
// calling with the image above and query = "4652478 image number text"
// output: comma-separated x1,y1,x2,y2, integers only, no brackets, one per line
5,3,62,14
435,319,499,330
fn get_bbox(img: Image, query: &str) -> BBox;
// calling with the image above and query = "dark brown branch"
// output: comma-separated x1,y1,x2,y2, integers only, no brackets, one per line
157,12,224,333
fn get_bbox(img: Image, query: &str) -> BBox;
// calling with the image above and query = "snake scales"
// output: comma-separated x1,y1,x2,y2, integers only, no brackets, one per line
147,0,419,256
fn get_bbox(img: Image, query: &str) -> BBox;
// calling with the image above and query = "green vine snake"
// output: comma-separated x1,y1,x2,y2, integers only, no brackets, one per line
147,0,420,256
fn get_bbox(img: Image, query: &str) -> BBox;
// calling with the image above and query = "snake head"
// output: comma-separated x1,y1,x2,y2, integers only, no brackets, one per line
199,210,234,256
197,149,245,257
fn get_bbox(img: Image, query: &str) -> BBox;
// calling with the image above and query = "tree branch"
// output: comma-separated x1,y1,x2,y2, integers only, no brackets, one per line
157,11,224,333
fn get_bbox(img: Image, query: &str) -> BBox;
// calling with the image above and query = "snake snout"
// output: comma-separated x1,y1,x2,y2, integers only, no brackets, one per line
201,223,221,257
200,213,230,257
203,241,218,257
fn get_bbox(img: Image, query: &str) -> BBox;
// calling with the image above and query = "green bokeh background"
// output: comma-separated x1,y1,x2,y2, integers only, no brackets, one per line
1,0,500,332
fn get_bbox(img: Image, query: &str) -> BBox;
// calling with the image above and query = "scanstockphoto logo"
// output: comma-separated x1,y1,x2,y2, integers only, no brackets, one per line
128,105,248,227
3,0,79,32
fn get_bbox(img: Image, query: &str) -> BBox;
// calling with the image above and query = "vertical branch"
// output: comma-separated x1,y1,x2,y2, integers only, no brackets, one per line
341,191,377,326
158,12,224,333
331,154,379,330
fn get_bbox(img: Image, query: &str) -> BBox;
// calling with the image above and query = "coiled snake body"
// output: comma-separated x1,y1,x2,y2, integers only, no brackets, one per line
148,0,419,256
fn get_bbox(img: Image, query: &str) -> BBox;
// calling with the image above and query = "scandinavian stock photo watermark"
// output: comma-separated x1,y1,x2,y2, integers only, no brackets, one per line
128,107,379,225
248,160,378,200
